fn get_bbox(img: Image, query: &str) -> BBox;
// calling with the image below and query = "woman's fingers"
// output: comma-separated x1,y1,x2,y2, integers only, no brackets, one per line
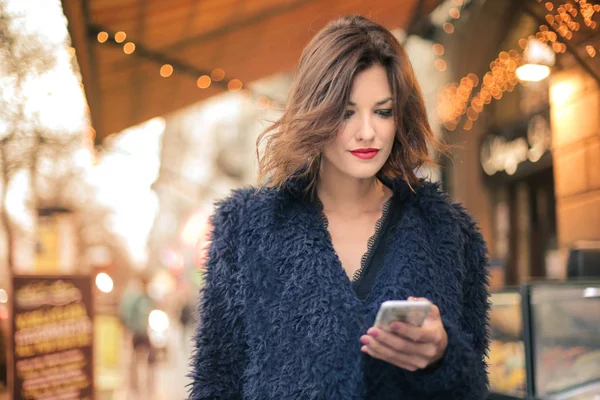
364,328,438,359
391,321,442,345
364,298,449,370
360,333,430,370
361,344,419,371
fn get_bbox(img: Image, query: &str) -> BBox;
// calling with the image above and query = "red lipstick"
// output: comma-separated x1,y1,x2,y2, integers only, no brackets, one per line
350,148,379,159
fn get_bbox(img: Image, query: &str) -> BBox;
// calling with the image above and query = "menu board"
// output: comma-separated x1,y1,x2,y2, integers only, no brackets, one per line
11,275,94,400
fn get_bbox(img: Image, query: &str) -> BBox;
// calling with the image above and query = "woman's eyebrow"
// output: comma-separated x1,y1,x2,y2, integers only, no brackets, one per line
347,97,392,106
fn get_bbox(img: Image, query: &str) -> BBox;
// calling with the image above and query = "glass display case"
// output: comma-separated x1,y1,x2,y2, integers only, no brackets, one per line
488,281,600,400
488,289,528,397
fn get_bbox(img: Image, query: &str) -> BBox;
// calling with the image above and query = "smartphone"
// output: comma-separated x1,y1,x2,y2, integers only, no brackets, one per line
374,300,432,330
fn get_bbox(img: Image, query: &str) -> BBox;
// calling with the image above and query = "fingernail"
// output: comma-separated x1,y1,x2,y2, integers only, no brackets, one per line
360,336,370,345
361,346,368,353
367,328,379,338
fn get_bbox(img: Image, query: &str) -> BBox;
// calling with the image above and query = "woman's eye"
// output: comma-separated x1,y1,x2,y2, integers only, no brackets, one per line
343,110,355,120
376,109,393,118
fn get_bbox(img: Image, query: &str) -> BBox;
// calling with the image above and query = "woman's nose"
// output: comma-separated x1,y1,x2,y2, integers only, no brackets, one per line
356,116,376,142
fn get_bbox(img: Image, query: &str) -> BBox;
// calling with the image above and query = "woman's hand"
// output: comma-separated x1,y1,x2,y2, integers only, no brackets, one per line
360,297,448,371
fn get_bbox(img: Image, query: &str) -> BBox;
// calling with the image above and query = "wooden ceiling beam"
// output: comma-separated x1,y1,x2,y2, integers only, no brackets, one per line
65,0,439,140
87,23,230,90
161,0,315,54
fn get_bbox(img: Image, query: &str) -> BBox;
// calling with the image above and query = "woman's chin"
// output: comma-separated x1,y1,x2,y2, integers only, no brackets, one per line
344,166,383,180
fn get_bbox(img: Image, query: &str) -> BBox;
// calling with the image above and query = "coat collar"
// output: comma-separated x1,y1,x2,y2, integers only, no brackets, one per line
280,174,417,205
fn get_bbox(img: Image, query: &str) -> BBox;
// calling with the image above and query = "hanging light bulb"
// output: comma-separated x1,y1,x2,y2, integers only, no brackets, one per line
516,38,555,82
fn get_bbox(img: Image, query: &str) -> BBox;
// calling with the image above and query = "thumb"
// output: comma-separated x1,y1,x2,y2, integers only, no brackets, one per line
408,297,440,321
427,304,440,320
408,296,428,302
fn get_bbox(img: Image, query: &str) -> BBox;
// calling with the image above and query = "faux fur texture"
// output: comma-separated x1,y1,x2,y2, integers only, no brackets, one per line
188,179,490,400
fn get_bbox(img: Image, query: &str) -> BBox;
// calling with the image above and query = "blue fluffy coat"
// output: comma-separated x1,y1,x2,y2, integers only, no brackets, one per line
189,179,490,399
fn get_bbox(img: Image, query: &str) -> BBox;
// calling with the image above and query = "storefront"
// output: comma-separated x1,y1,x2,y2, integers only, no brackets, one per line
438,0,600,285
434,3,600,395
480,109,558,285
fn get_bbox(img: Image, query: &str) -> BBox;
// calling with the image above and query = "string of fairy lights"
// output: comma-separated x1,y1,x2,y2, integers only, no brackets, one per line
431,0,468,73
93,27,284,113
85,0,600,144
76,26,284,163
437,0,600,132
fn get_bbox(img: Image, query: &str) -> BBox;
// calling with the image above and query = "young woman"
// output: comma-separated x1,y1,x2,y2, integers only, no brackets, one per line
189,15,489,400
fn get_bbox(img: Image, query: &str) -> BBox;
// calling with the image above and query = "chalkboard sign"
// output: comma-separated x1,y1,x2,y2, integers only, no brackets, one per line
11,275,94,400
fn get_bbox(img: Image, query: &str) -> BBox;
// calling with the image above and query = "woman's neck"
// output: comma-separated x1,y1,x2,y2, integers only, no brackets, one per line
316,167,390,216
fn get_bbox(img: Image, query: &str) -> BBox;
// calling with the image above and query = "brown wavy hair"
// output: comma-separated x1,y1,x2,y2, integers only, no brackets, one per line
257,15,444,194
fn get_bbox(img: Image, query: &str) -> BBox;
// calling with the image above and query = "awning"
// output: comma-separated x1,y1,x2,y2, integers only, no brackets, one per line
62,0,440,142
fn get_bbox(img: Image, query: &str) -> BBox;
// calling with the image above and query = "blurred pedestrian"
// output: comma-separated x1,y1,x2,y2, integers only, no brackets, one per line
119,274,156,393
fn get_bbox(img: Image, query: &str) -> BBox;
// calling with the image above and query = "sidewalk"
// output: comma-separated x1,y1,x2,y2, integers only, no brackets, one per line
106,324,192,400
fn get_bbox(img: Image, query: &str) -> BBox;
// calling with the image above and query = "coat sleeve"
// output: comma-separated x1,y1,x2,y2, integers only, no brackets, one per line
188,191,250,400
403,212,491,398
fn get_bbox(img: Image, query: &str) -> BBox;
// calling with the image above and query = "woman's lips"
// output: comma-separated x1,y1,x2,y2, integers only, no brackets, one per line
350,148,379,159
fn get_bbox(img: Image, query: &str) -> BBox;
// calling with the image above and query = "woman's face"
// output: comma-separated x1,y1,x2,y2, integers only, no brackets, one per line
321,64,396,181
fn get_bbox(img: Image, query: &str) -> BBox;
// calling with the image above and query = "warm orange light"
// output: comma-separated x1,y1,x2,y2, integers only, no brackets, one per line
432,43,445,56
519,38,528,49
552,42,561,52
197,75,211,89
491,87,502,99
123,42,136,54
256,96,271,110
449,8,460,19
558,25,569,37
211,68,225,81
228,79,243,92
435,59,447,72
115,31,127,43
160,64,173,78
463,119,473,131
443,23,455,34
444,121,457,131
507,59,517,71
97,31,108,43
467,73,479,86
587,46,597,57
